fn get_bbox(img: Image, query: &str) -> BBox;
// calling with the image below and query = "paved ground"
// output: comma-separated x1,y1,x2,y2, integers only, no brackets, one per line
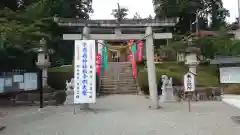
223,94,240,110
1,95,240,135
224,94,240,100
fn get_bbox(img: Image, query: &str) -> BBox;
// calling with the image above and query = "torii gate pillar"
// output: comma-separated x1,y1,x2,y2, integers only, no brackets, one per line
145,26,159,109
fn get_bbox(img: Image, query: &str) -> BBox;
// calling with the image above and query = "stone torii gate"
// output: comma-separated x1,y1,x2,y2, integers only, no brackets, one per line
56,18,177,109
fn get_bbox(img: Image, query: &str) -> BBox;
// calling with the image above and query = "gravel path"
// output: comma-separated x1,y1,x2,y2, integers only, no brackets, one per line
1,95,240,135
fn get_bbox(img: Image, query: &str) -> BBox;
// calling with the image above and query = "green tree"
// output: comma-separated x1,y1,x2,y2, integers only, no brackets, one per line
146,15,153,19
197,29,240,58
133,12,141,20
0,8,46,49
111,6,129,21
0,0,21,11
0,0,94,65
208,0,229,30
153,0,229,33
21,0,94,63
0,0,40,11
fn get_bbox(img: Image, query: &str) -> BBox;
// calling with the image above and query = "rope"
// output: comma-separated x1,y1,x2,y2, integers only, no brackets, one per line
95,33,153,48
108,48,121,52
79,32,153,53
94,33,153,53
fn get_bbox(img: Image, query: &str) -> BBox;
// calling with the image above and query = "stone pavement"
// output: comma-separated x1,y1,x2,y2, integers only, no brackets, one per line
222,94,240,109
1,95,240,135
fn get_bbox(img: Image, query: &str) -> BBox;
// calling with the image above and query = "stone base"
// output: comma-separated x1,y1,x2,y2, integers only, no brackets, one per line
138,90,144,96
160,87,175,103
159,95,175,103
65,90,74,105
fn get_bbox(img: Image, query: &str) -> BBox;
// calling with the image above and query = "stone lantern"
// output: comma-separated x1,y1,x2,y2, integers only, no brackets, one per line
185,38,200,75
35,38,54,88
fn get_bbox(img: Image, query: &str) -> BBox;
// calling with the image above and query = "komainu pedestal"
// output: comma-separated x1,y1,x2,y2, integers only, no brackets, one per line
160,75,175,103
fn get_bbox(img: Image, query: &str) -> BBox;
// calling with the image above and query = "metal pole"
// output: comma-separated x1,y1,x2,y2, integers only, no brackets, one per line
145,26,159,109
39,69,43,108
188,93,191,112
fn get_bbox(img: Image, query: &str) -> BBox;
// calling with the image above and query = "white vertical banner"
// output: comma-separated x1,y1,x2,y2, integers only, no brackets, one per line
74,40,96,104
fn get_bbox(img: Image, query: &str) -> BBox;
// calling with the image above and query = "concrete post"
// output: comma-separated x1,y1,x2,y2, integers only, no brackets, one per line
115,28,121,37
145,26,159,109
238,0,240,26
83,27,90,40
81,26,90,109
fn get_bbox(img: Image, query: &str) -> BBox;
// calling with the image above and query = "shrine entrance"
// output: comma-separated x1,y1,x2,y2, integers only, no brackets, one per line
110,51,119,62
107,43,130,62
58,18,176,57
57,18,177,97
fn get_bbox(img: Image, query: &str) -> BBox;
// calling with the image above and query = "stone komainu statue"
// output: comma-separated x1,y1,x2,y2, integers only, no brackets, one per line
66,78,74,91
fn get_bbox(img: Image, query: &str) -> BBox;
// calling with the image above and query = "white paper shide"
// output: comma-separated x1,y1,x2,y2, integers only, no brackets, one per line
74,40,96,104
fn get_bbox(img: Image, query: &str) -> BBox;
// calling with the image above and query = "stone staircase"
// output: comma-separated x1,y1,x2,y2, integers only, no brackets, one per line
100,62,139,95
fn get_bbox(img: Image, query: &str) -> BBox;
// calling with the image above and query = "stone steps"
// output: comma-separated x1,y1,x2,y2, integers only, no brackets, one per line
99,62,138,95
100,84,117,87
100,90,138,95
100,87,117,91
101,79,135,82
101,82,136,85
118,75,134,77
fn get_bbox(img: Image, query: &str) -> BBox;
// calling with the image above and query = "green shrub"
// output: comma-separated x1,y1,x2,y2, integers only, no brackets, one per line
48,72,73,90
177,61,185,65
199,60,210,66
137,70,184,95
43,86,57,93
54,90,67,105
48,66,73,72
137,59,145,66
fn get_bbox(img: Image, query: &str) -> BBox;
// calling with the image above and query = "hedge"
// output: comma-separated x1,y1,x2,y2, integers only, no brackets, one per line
137,62,219,94
47,62,219,93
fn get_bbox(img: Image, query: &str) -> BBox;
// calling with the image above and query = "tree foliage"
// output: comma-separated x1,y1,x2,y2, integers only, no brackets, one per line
153,0,235,58
111,6,129,21
133,12,141,20
166,28,240,59
153,0,229,33
197,32,240,58
0,0,93,66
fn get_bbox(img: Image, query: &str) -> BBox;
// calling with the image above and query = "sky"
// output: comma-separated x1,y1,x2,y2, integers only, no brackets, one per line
91,0,238,23
90,0,155,19
223,0,238,23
